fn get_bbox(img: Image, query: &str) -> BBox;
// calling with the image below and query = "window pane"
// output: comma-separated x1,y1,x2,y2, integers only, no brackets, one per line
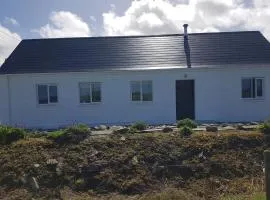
38,85,48,104
242,79,252,98
49,85,58,103
91,82,101,102
142,81,153,101
131,81,141,101
79,83,91,103
256,79,263,97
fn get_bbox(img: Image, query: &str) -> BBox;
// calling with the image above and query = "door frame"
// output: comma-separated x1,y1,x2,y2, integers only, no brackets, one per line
175,79,196,120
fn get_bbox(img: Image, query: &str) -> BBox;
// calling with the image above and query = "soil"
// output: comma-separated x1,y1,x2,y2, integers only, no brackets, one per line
0,130,267,199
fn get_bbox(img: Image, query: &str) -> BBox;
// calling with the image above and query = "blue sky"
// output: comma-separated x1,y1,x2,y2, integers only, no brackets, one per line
1,0,270,65
1,0,131,38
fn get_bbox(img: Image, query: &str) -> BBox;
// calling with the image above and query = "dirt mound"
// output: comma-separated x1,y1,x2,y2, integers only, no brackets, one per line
0,131,266,199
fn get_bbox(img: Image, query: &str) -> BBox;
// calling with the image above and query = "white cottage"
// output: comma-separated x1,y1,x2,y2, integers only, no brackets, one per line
0,25,270,129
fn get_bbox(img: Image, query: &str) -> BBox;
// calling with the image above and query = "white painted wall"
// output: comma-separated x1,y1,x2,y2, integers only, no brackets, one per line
5,65,270,128
0,75,9,125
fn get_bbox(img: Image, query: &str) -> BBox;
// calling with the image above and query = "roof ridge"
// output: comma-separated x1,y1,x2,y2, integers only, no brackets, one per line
22,31,261,41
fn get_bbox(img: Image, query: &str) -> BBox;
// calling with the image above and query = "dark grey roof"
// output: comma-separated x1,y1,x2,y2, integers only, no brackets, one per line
1,31,270,74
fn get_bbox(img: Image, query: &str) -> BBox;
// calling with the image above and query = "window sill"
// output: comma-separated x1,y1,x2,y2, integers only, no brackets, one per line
78,102,103,106
37,103,58,107
130,101,154,104
241,97,265,102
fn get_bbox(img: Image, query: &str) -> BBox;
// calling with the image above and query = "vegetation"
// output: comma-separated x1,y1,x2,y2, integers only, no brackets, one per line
179,126,193,137
0,125,25,145
177,118,197,128
0,129,265,199
47,124,91,143
259,120,270,135
131,121,148,131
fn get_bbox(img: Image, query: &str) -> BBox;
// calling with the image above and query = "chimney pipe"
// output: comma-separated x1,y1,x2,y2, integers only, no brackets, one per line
183,24,191,68
183,24,188,37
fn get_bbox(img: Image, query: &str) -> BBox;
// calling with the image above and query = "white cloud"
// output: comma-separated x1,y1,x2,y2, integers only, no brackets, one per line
102,0,270,40
0,24,21,66
36,11,91,38
3,17,19,26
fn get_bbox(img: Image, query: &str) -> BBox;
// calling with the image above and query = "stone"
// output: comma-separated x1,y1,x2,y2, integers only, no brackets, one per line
29,177,39,191
206,126,218,132
131,156,139,165
46,159,58,165
120,136,126,141
113,128,129,134
94,125,107,131
33,164,40,168
221,126,235,131
162,127,173,133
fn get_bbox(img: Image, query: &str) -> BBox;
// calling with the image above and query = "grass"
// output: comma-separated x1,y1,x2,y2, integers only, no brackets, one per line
221,193,265,200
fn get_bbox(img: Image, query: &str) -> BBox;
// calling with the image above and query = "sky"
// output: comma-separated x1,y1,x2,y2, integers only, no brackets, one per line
0,0,270,65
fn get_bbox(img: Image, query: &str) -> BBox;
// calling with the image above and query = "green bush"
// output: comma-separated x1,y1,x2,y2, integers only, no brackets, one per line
65,124,90,135
131,121,147,131
179,126,193,137
47,124,91,144
259,120,270,135
47,130,65,139
0,125,26,144
177,118,197,129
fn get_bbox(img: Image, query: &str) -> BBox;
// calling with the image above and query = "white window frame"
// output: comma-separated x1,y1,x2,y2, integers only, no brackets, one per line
130,80,153,102
79,82,102,104
241,77,264,99
36,84,58,105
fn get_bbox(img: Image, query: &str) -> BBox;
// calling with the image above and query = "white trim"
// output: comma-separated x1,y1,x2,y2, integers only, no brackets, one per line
7,75,12,125
241,77,265,100
36,83,59,105
78,82,102,104
130,80,153,102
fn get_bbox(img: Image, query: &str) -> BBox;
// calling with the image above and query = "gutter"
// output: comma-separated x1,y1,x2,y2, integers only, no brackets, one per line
7,75,12,125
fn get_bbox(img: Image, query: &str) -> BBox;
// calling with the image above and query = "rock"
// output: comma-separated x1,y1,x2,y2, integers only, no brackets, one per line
198,151,206,160
113,127,129,134
29,177,39,191
120,136,126,141
33,164,40,168
131,156,139,165
250,121,259,125
94,125,107,131
221,123,229,127
46,159,58,165
110,125,125,130
206,126,218,132
162,127,173,133
19,174,27,185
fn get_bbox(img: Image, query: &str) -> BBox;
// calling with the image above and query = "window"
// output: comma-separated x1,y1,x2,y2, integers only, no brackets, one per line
241,78,264,99
131,80,153,102
37,84,58,104
79,82,101,103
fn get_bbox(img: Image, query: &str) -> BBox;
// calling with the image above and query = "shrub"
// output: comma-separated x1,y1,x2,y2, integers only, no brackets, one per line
131,121,147,131
129,127,137,134
259,120,270,135
47,130,65,139
179,126,193,137
47,124,91,144
65,124,90,135
177,118,197,129
0,125,25,145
